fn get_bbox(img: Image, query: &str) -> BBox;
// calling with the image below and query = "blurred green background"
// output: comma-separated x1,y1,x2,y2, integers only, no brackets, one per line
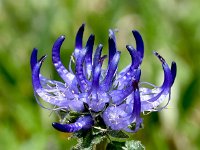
0,0,200,149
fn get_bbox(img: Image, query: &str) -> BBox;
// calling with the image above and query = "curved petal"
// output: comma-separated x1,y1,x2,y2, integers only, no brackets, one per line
92,44,103,70
91,56,106,89
32,55,47,90
101,51,121,91
32,56,84,112
75,47,91,92
140,52,175,111
30,48,38,71
126,45,141,68
91,63,101,89
108,29,117,64
30,49,73,93
52,35,76,86
110,86,133,104
113,31,144,90
122,73,142,132
132,30,144,61
111,69,141,105
85,34,95,78
114,47,141,90
74,24,85,59
88,56,109,112
52,115,93,132
171,61,177,84
129,81,143,132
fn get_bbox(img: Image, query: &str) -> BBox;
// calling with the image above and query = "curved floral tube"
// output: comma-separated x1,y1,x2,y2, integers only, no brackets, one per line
52,116,93,132
31,24,177,133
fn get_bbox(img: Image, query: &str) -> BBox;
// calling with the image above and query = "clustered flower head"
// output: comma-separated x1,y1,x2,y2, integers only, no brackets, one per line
31,24,176,133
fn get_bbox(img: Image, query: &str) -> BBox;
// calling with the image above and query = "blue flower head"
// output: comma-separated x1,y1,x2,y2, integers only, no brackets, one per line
31,24,176,133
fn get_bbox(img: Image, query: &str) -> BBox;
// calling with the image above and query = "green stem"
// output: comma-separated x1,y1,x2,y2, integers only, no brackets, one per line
93,138,108,150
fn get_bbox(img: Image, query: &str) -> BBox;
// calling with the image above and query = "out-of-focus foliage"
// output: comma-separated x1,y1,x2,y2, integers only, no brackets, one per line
0,0,200,149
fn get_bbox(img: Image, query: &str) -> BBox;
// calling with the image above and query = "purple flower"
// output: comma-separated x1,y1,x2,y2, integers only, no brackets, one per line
31,24,176,133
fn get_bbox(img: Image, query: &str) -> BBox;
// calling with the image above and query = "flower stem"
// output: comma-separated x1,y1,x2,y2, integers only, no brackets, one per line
93,138,108,150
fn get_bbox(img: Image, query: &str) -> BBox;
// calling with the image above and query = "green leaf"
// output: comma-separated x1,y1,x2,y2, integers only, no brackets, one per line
92,134,107,149
122,140,145,150
72,130,106,150
108,130,129,138
106,141,125,150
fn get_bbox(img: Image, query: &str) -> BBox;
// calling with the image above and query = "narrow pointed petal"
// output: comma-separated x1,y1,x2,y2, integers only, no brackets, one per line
113,44,142,90
92,58,105,89
32,56,84,111
75,47,91,92
108,30,117,64
154,51,172,87
30,48,38,71
114,62,141,90
88,56,109,112
110,86,133,104
131,81,142,132
75,24,85,49
52,116,93,132
74,24,85,59
52,36,75,85
101,51,121,91
132,30,144,60
91,64,101,89
140,52,174,111
126,45,141,68
85,34,95,78
31,49,71,93
32,55,47,90
171,61,177,84
114,30,144,88
92,44,103,70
